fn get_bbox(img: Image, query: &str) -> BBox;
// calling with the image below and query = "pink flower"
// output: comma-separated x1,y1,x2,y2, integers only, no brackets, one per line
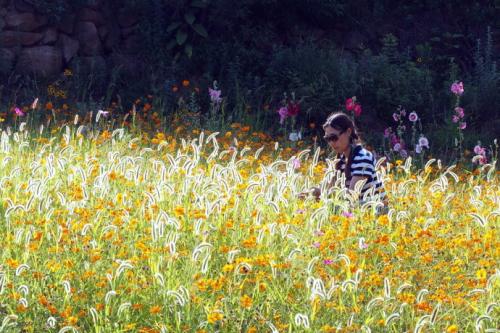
452,115,459,123
408,112,418,122
278,106,289,124
31,98,39,110
392,113,400,122
451,81,464,95
345,97,355,111
292,158,301,170
14,107,25,116
287,101,300,116
313,242,321,248
390,134,399,145
400,109,406,117
474,145,485,155
454,107,464,118
383,128,392,138
342,211,353,218
353,104,362,117
323,259,333,265
459,122,467,130
358,237,368,250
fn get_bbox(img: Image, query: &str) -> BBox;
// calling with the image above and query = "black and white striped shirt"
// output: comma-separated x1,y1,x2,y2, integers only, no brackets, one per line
336,145,385,200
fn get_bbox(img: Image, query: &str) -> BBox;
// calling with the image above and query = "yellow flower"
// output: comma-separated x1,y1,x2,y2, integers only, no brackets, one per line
476,269,487,280
447,325,458,333
207,311,223,324
240,294,253,309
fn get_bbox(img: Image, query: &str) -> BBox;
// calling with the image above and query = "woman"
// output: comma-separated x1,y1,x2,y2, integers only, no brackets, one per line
301,112,386,207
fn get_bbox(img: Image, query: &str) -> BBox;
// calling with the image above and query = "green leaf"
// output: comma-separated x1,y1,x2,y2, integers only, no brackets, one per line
185,44,193,58
166,21,181,32
192,23,208,38
190,0,207,8
176,30,188,45
184,12,195,25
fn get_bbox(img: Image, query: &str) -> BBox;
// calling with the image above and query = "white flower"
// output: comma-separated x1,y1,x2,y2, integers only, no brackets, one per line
289,131,302,142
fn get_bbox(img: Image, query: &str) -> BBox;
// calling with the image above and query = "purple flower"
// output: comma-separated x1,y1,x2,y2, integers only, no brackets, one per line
400,149,408,158
342,211,353,218
454,107,464,118
400,109,407,117
392,113,400,122
383,127,392,138
390,134,399,145
358,237,368,250
323,259,333,265
452,115,459,123
292,158,301,170
278,106,289,124
209,88,222,104
418,136,429,148
415,144,422,154
408,112,418,122
393,143,401,152
313,242,321,248
295,209,305,214
459,122,467,130
313,230,324,237
14,107,25,116
451,81,464,96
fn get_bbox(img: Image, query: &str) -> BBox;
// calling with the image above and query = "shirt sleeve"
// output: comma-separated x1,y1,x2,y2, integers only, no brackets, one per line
350,151,375,177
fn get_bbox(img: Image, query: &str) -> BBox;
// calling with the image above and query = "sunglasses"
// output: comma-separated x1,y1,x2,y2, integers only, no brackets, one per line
323,130,345,143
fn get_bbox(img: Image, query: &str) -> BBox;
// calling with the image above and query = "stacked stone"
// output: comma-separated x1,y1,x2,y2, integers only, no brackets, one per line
0,0,141,78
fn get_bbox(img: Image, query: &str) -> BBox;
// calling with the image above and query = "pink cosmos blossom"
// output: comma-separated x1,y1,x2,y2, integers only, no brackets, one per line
408,112,418,122
353,104,362,117
451,81,464,96
345,97,355,111
323,259,333,265
454,107,464,118
459,122,467,130
278,106,289,124
474,145,485,155
14,107,25,116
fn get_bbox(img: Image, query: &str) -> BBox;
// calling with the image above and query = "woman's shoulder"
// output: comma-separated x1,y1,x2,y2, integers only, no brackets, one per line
353,145,374,160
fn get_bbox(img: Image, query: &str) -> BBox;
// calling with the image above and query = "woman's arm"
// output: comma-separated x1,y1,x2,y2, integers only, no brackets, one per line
349,175,369,192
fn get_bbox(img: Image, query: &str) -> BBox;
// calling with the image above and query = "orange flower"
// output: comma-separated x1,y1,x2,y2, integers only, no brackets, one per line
182,80,190,87
240,295,253,309
46,102,53,110
150,305,162,315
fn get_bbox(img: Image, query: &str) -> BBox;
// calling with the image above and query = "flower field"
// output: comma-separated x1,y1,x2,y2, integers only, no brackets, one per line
0,124,498,333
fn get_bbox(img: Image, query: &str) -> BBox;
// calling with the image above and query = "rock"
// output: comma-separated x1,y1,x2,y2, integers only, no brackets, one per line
41,27,58,44
118,10,139,28
56,13,75,34
0,48,16,73
78,7,105,26
5,12,47,32
14,0,35,12
0,31,43,47
75,21,102,56
16,46,63,77
57,34,79,63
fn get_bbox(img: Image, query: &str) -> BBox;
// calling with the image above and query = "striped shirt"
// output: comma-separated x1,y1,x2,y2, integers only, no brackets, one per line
336,145,385,201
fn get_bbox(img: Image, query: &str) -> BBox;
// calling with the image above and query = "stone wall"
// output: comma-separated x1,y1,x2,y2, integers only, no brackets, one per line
0,0,143,78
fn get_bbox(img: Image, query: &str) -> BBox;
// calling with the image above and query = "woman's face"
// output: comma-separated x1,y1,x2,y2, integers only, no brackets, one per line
324,125,351,154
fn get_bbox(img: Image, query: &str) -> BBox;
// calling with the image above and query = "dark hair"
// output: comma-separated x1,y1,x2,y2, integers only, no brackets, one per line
322,112,360,143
